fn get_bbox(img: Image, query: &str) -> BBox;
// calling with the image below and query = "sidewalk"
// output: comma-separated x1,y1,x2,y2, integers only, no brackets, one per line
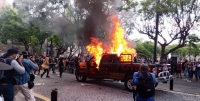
15,91,48,101
157,76,200,95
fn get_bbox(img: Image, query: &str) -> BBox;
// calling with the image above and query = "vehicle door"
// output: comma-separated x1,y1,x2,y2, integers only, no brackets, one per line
99,54,118,77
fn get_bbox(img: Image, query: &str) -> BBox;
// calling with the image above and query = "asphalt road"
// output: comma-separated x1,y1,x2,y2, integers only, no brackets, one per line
15,70,200,101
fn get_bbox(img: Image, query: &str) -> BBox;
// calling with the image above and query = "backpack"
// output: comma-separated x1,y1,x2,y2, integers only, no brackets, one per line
136,71,155,98
0,58,6,80
0,58,17,85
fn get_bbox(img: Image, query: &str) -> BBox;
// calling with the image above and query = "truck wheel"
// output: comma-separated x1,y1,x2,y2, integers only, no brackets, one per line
124,76,134,92
76,74,87,82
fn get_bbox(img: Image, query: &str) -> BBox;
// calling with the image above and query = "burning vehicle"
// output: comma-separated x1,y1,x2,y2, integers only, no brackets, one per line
75,16,172,91
75,53,172,92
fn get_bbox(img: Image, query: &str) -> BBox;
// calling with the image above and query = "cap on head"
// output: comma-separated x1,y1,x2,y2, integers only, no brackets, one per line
140,64,149,71
22,51,30,56
5,48,19,57
7,48,18,54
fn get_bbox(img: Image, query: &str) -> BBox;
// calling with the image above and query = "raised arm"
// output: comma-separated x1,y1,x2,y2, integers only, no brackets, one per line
11,60,25,74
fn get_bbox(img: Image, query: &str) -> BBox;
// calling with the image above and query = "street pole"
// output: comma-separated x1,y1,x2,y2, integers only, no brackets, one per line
50,40,53,57
46,32,48,56
51,89,58,101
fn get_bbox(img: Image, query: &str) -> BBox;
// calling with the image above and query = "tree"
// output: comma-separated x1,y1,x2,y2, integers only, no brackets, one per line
135,40,161,58
29,36,40,54
14,0,84,54
0,6,30,51
191,44,200,61
186,34,200,60
121,0,200,60
166,44,188,58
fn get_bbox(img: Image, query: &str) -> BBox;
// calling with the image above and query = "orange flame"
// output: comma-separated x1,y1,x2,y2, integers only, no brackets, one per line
86,37,103,66
86,16,137,67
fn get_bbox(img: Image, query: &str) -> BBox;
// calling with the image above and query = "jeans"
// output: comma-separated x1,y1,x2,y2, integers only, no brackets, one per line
49,65,55,73
0,83,14,101
184,68,188,78
188,70,193,79
69,65,74,74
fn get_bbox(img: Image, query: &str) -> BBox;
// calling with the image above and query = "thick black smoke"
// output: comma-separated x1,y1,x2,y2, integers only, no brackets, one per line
76,0,113,45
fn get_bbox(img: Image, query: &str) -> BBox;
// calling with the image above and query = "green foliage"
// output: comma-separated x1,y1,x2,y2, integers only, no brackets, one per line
0,7,32,51
166,44,188,57
0,7,26,44
0,6,48,52
29,36,40,53
120,0,200,60
186,34,200,60
47,34,62,48
135,40,160,58
191,44,200,57
166,34,200,58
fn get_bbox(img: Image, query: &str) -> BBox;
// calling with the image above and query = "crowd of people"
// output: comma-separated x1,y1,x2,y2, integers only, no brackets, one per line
0,48,78,101
175,60,200,82
33,56,76,78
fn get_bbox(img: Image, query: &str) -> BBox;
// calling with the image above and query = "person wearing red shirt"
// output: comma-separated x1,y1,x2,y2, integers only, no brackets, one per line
176,61,182,78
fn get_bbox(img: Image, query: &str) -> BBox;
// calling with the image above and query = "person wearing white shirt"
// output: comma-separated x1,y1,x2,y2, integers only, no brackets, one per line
0,48,25,101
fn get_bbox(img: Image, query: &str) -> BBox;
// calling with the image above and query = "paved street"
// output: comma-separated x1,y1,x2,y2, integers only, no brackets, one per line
16,70,200,101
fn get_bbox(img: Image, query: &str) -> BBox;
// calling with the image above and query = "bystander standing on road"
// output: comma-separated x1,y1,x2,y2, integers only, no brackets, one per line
69,59,75,74
58,57,65,78
48,57,56,74
196,62,200,81
133,64,156,101
182,60,186,77
192,62,198,81
34,56,42,75
14,51,39,101
187,61,193,82
0,49,25,101
184,60,189,78
30,55,38,76
176,61,182,78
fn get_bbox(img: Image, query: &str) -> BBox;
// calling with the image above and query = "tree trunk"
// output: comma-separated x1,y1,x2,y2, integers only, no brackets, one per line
23,43,29,51
153,0,160,63
50,40,53,57
189,42,191,61
39,43,43,51
56,48,61,58
160,45,166,61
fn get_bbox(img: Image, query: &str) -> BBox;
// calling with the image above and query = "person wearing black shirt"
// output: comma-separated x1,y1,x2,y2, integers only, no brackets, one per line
49,57,56,74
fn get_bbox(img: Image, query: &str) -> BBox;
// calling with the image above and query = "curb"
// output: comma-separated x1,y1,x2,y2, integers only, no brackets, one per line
156,88,200,97
34,93,50,101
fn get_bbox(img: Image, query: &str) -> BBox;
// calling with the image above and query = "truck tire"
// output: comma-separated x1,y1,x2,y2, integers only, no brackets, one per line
124,76,134,92
75,74,87,82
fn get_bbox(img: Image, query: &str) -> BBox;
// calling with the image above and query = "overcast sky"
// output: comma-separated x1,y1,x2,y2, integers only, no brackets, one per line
6,0,13,4
5,0,197,44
